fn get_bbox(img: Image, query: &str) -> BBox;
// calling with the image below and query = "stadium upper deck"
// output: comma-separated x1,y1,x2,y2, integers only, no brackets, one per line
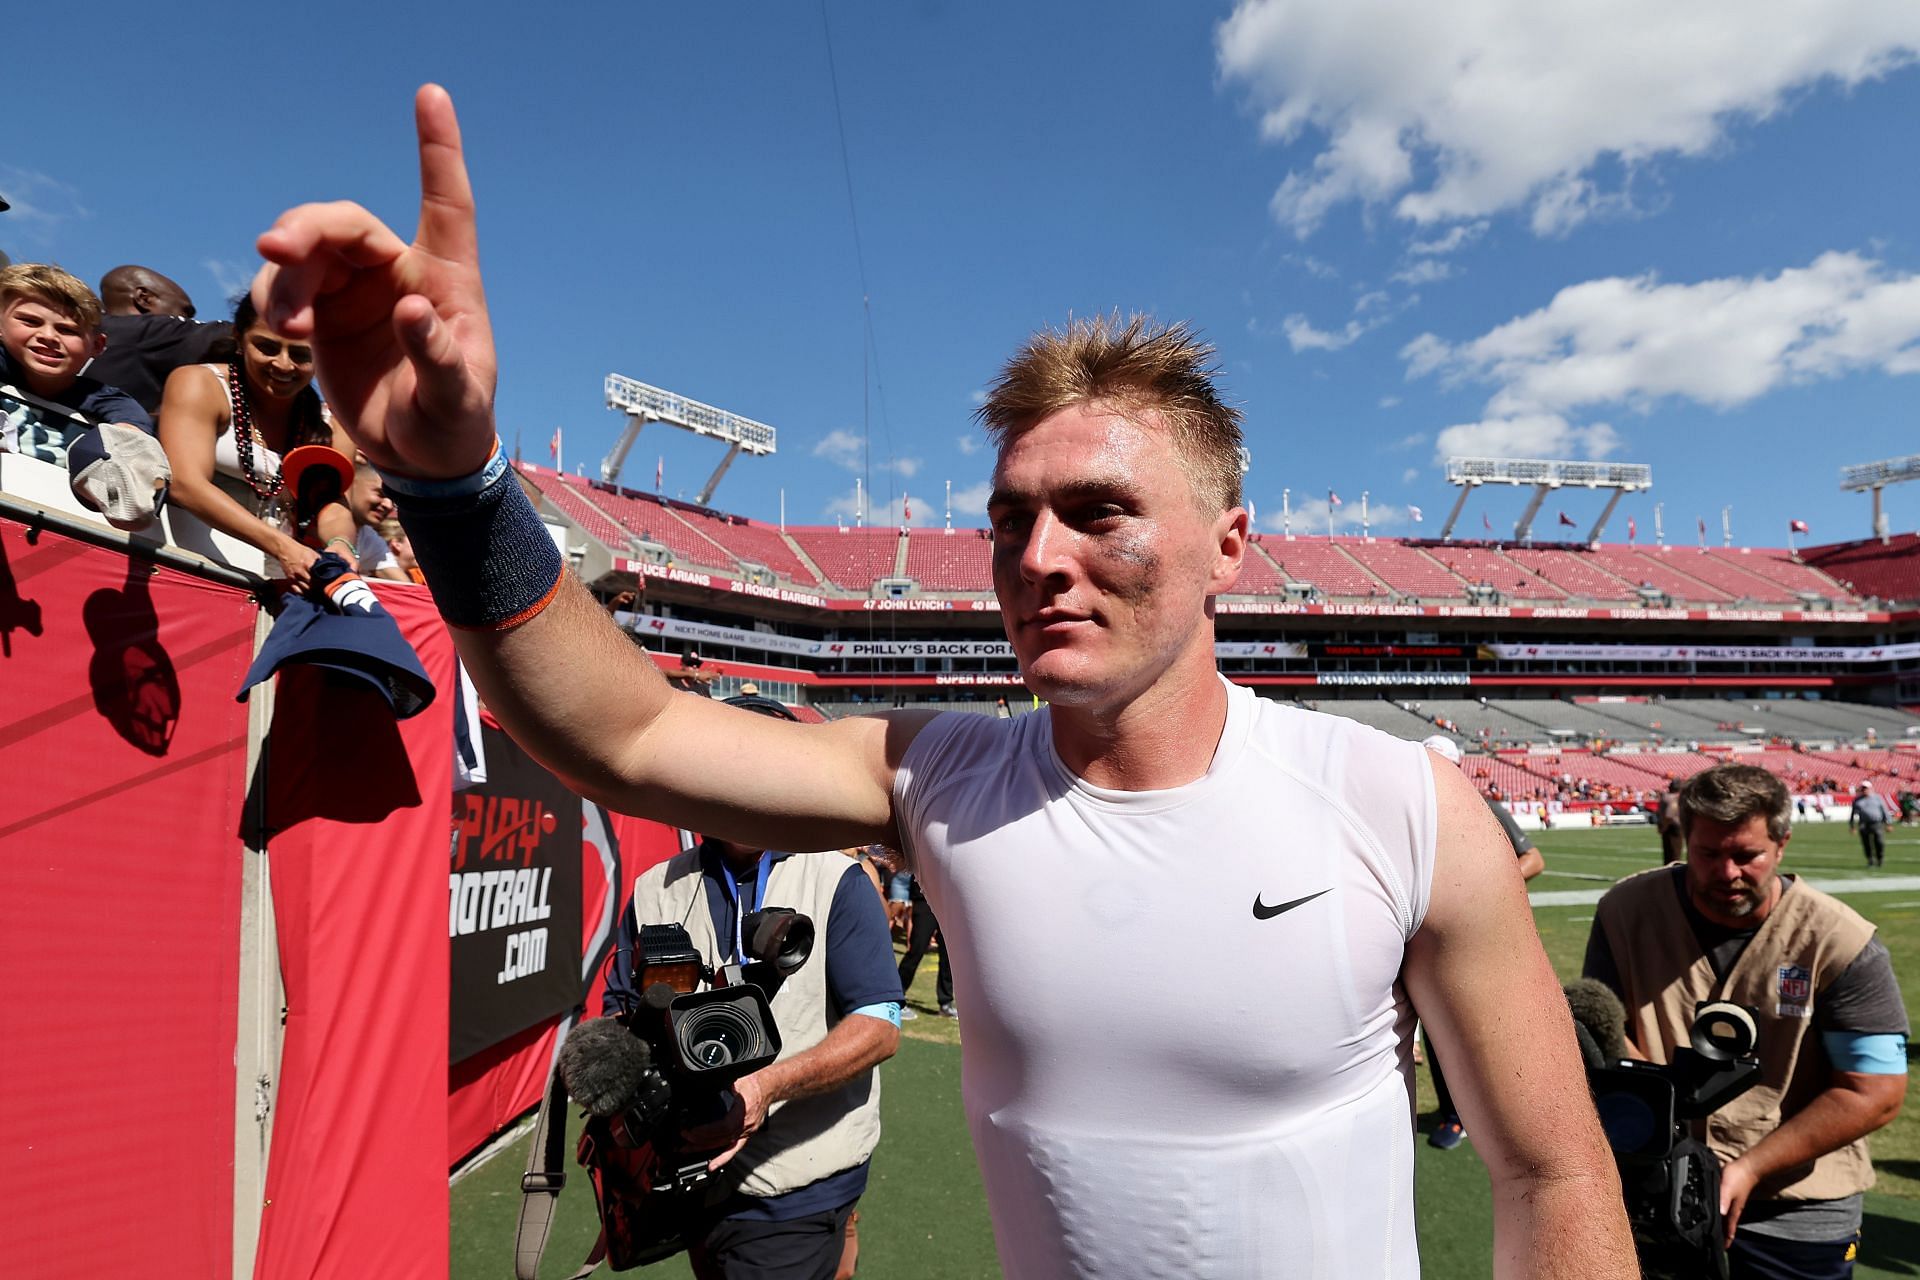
519,462,1912,618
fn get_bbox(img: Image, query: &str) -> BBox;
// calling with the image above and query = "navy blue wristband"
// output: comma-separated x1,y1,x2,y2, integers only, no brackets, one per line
388,465,565,630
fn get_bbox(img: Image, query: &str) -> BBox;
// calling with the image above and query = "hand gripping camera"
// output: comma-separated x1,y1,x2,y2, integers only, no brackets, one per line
558,908,814,1268
1587,1001,1761,1280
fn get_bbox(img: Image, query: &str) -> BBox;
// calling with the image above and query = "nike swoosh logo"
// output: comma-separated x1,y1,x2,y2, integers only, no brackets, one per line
1252,888,1332,920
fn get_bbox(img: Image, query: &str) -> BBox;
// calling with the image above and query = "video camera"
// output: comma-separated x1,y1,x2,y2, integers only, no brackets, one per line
558,908,814,1268
1587,1000,1761,1280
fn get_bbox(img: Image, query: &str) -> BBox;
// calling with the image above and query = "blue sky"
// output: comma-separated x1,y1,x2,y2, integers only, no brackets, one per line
10,1,1920,546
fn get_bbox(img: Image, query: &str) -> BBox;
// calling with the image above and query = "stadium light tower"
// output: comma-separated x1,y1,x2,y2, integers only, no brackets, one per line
1841,451,1920,546
1440,456,1653,544
601,374,777,506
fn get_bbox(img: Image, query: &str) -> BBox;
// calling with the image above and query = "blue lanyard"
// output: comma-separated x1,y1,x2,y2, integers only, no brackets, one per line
729,851,776,963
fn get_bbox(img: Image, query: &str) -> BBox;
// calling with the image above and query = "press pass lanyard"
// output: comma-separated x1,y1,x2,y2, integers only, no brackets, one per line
730,851,776,964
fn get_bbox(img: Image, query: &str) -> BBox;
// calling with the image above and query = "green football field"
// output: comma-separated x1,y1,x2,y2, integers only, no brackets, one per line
456,820,1920,1278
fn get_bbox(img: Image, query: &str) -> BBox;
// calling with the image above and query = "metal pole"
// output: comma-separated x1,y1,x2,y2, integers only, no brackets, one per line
945,479,952,533
1282,488,1291,538
1722,505,1732,548
1654,502,1665,547
1361,491,1370,541
855,477,864,528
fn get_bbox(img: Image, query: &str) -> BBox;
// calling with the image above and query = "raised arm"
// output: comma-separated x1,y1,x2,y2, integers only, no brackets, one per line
250,85,928,850
1403,753,1637,1278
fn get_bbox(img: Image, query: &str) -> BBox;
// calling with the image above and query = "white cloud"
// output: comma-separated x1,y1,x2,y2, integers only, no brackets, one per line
1386,431,1426,451
1401,467,1420,484
1284,252,1341,279
1432,414,1623,462
0,166,89,244
1217,1,1920,237
812,428,865,469
1378,395,1402,409
950,480,994,516
956,434,982,456
969,389,988,406
1392,259,1455,286
203,258,253,304
1353,289,1392,314
1409,221,1489,256
1408,251,1920,419
813,428,920,477
1407,250,1920,461
1265,496,1409,533
822,485,932,528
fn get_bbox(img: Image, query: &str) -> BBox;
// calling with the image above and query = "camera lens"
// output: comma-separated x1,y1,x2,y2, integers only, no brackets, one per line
676,1000,765,1073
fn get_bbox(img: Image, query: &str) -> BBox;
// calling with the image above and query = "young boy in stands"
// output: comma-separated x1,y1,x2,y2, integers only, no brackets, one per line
0,263,152,463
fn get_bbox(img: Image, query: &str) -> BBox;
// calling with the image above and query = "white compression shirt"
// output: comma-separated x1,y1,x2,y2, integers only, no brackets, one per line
893,678,1438,1279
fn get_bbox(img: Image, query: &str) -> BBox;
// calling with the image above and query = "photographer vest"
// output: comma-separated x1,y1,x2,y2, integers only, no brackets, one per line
625,849,882,1203
1594,866,1877,1202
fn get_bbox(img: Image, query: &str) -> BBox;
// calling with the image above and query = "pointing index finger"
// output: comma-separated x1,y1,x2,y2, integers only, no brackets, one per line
414,83,479,263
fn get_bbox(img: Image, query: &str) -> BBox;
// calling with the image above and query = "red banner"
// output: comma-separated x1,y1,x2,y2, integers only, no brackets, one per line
0,519,257,1278
254,584,454,1280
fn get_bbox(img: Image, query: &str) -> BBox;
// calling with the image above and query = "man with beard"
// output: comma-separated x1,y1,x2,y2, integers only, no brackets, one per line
1585,763,1907,1277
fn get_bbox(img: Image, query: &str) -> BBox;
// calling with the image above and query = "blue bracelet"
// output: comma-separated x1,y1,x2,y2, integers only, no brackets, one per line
385,451,565,630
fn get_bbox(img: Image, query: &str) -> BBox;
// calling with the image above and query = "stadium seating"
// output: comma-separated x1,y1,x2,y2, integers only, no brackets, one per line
788,528,906,590
902,527,993,592
1577,698,1763,743
583,485,733,569
1261,540,1388,597
1585,549,1734,603
1502,547,1638,601
1340,540,1467,599
670,505,821,584
1482,698,1635,741
1652,548,1805,602
1404,698,1552,744
1422,545,1566,599
1699,548,1853,603
1602,751,1718,781
1303,697,1450,741
1230,541,1291,594
519,469,634,553
1804,533,1920,604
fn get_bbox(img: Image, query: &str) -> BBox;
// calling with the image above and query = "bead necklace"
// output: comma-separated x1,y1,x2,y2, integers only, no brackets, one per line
227,360,283,502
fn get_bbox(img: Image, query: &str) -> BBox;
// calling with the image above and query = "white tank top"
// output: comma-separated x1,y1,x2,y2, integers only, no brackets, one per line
198,363,285,513
893,679,1437,1279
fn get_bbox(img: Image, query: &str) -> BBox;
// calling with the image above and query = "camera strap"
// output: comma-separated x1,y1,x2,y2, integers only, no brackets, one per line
514,1033,607,1280
729,851,776,964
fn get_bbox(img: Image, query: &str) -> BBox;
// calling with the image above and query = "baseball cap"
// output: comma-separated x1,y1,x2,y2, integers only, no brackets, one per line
725,692,798,722
1420,734,1463,766
67,422,171,531
282,444,354,503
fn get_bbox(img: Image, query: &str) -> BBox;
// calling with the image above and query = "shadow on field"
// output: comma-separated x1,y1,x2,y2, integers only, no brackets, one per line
1863,1209,1920,1275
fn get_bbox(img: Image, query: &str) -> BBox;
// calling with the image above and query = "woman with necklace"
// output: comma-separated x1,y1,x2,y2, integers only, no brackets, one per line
159,293,357,589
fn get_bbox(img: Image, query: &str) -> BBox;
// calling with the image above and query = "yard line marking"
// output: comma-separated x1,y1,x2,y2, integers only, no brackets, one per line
1531,874,1920,908
1537,870,1614,882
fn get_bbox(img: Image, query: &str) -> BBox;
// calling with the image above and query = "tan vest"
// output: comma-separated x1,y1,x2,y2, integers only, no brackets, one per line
1595,867,1877,1201
625,848,882,1202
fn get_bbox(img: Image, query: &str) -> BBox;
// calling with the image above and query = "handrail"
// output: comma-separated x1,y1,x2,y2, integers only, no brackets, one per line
0,492,270,599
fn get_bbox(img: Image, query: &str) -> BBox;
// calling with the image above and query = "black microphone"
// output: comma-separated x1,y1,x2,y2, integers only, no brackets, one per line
1565,978,1630,1066
559,1017,654,1117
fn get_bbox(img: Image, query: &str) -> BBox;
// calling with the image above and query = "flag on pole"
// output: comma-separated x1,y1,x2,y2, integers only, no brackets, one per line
1481,511,1492,533
1408,504,1423,523
1557,511,1576,528
1627,516,1637,543
903,494,912,525
1789,518,1809,534
655,456,663,492
549,427,561,461
1328,490,1343,507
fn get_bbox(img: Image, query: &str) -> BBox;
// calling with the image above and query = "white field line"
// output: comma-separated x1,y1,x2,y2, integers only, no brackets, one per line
1531,875,1920,908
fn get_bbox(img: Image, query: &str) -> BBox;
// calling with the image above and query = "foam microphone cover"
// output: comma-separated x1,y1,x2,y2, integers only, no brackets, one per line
1564,979,1630,1064
559,1017,653,1117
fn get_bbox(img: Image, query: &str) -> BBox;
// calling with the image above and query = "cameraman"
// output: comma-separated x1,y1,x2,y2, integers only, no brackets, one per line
1584,764,1908,1277
604,698,903,1280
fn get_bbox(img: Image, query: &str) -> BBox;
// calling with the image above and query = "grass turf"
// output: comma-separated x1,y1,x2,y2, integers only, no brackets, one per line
455,819,1920,1277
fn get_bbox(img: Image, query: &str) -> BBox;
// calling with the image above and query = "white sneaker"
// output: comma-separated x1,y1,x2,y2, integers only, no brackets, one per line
899,1007,919,1021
